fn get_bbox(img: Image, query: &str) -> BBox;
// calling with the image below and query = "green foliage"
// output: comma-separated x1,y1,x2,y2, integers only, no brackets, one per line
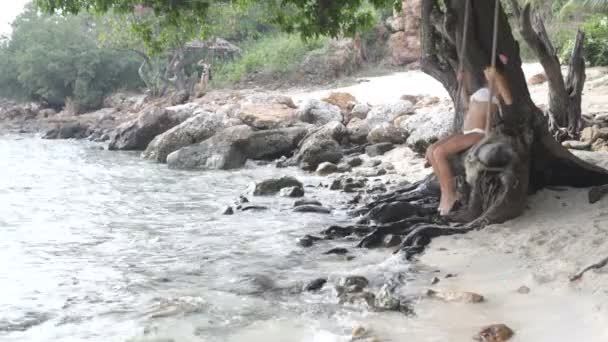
35,0,401,43
0,5,142,110
212,34,328,86
564,0,608,12
562,15,608,66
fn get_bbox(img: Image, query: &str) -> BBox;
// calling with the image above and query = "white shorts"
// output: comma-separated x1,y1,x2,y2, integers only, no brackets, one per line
463,128,486,135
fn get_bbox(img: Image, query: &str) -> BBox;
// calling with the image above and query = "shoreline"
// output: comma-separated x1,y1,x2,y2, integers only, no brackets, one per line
2,64,608,341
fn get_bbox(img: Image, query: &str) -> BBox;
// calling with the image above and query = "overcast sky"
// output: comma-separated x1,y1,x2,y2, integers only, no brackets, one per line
0,0,30,36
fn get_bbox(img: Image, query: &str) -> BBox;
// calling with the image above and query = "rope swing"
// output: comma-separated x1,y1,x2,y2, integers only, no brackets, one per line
455,0,503,132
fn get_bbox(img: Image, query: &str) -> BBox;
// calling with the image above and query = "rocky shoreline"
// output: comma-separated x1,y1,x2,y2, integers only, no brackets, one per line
3,66,608,341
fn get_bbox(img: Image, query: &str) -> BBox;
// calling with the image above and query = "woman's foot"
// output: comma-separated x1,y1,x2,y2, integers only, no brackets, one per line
438,192,459,216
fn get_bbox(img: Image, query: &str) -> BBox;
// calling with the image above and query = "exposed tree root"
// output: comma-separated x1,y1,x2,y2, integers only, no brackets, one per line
570,256,608,282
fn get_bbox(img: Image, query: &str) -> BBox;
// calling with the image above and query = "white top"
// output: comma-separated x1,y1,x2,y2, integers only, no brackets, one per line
470,87,499,104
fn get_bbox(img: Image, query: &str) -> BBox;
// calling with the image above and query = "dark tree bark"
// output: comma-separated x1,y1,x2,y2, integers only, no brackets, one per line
510,1,586,142
316,0,608,258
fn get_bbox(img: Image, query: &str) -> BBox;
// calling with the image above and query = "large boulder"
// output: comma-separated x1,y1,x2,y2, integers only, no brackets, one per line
167,125,253,170
43,121,90,140
296,99,343,125
367,122,408,144
108,106,192,151
293,123,346,170
142,110,237,163
253,176,303,196
365,101,414,128
347,118,371,144
322,92,357,114
238,103,297,129
401,111,453,153
243,126,309,160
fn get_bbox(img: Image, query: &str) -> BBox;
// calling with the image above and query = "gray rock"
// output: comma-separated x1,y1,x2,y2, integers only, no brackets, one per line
324,247,349,255
517,286,531,294
43,122,90,140
374,284,401,311
401,111,453,153
293,205,331,214
338,275,369,289
142,110,235,163
298,234,323,247
244,127,309,160
367,123,407,144
222,206,234,215
366,101,413,128
241,205,269,212
346,156,363,167
279,186,305,198
346,117,371,144
316,162,339,176
253,176,304,196
366,142,395,157
350,103,371,120
294,199,323,207
109,107,190,151
292,121,347,170
337,163,352,173
305,278,327,292
166,125,253,170
296,99,343,125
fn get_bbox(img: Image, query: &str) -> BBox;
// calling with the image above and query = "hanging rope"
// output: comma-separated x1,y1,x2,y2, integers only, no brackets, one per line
454,0,472,119
486,0,502,132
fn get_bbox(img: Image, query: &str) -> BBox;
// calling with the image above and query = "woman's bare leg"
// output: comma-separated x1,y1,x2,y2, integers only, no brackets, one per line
432,133,485,215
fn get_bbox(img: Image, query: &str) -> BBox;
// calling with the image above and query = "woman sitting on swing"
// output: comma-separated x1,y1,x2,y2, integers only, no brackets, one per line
426,54,513,216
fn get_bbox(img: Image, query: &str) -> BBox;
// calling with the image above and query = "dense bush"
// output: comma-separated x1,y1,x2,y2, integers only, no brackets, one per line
0,5,142,111
211,34,328,86
561,15,608,66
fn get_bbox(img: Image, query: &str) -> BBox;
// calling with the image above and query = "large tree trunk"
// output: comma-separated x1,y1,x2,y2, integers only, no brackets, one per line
316,0,608,258
510,1,586,142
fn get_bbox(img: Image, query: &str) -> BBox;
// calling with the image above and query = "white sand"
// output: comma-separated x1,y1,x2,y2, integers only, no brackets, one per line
291,63,608,341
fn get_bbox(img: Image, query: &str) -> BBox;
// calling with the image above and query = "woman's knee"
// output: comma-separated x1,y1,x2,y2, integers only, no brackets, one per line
432,144,448,160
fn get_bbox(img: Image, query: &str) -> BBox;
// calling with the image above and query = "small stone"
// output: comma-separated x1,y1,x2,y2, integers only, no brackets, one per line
347,156,363,167
280,186,305,198
431,277,440,285
339,276,369,289
293,205,331,214
294,199,323,207
474,324,514,341
222,206,234,215
304,278,327,292
352,325,366,338
324,247,349,255
316,162,339,176
349,194,362,204
425,289,484,303
445,273,456,278
239,195,249,203
365,142,395,157
240,205,268,212
346,255,356,261
298,235,322,247
329,179,343,190
516,286,530,294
